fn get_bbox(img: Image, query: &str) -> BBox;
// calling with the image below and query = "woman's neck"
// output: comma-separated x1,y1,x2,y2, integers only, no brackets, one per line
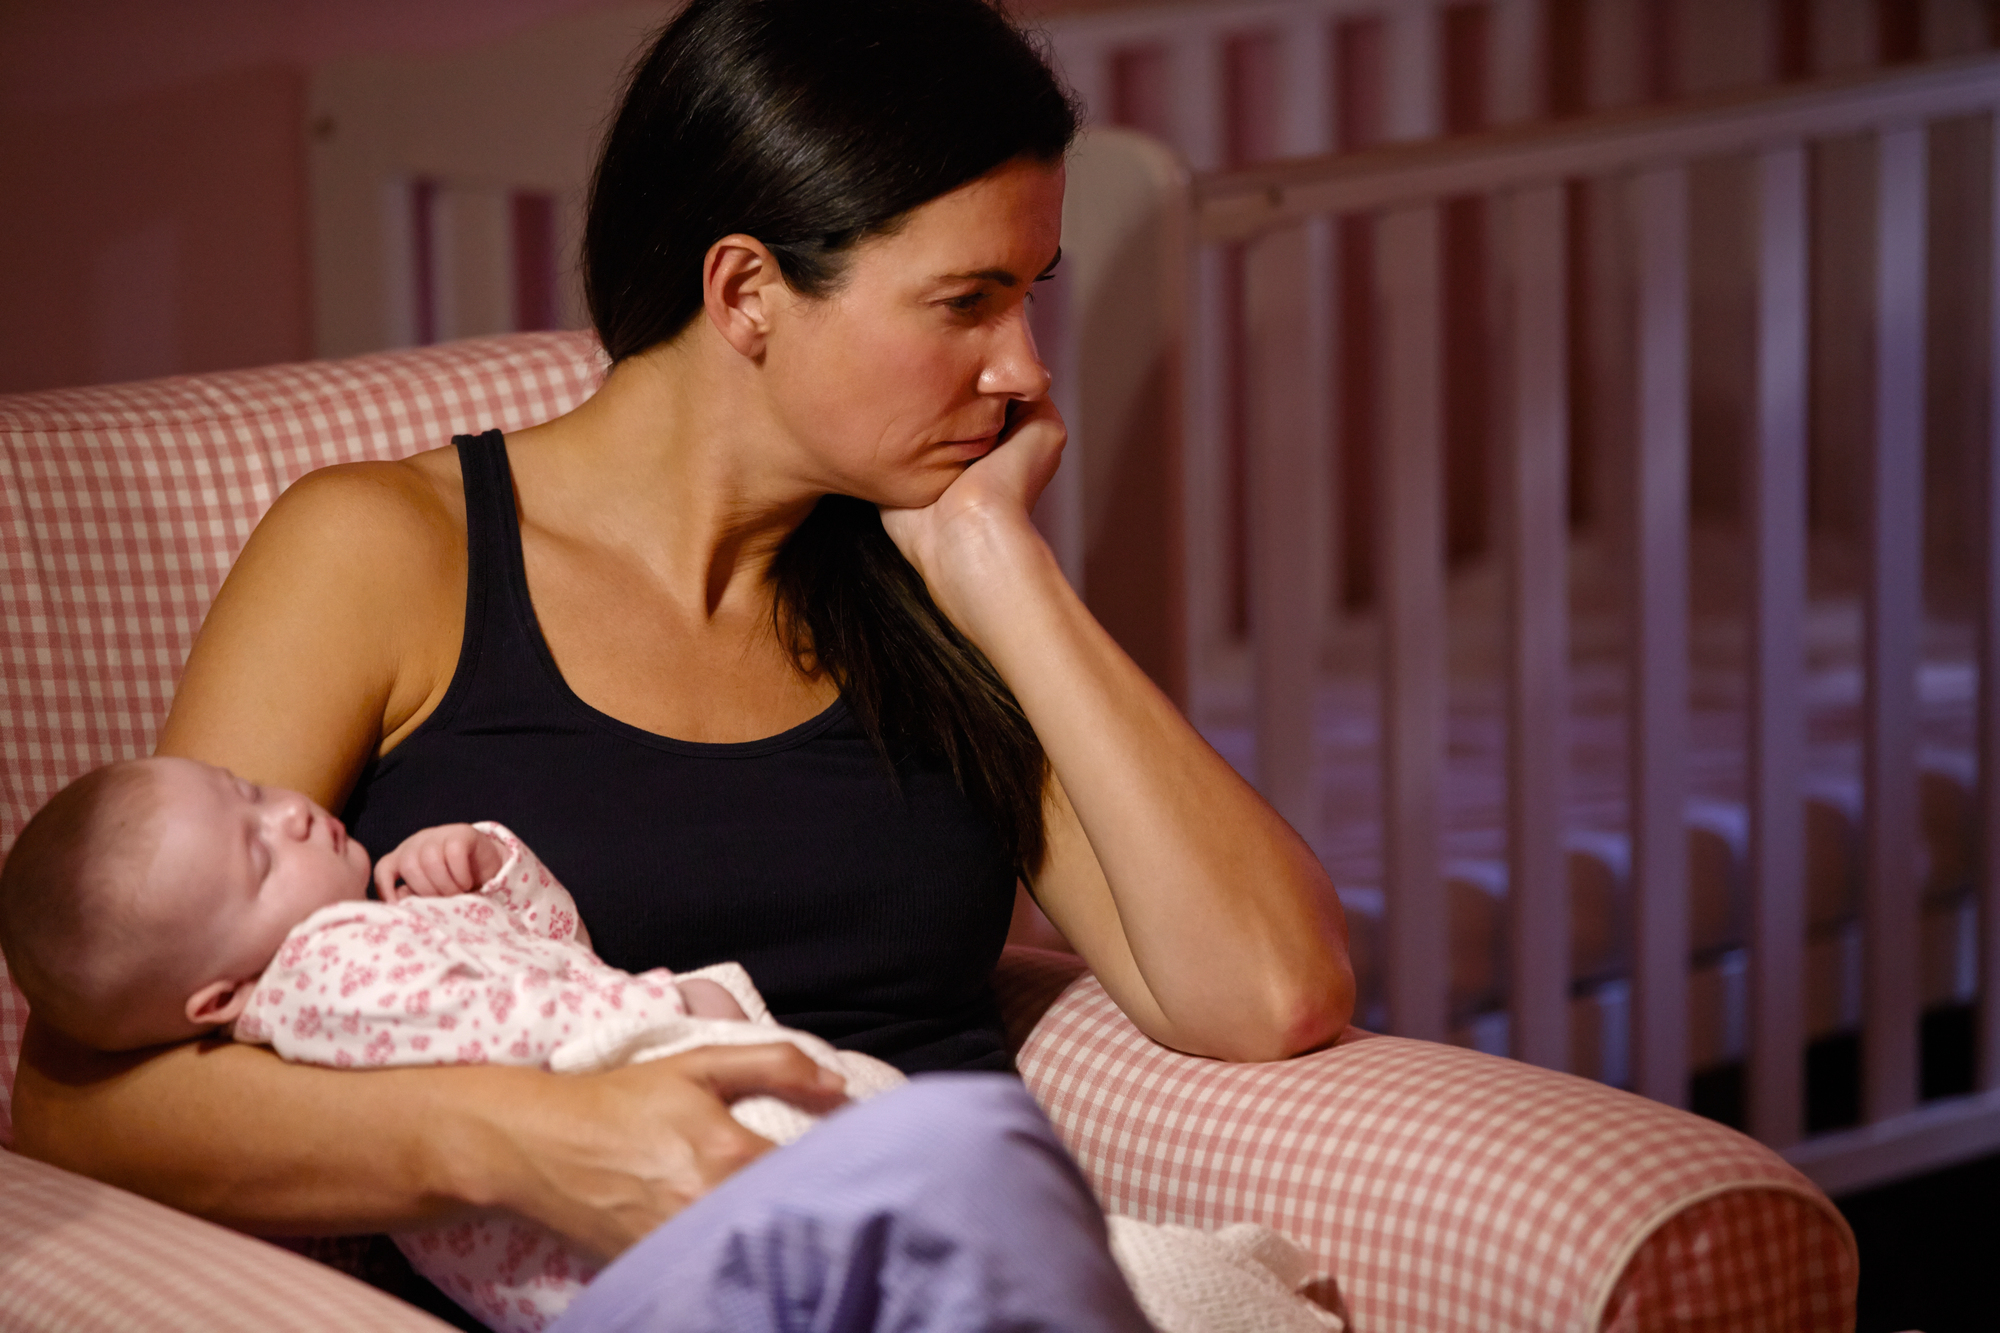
502,335,820,620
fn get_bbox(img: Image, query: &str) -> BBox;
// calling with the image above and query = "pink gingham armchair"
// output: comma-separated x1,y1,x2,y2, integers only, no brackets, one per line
0,334,1856,1331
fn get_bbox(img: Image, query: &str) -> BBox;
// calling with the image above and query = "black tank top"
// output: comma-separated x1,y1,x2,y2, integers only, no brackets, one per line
341,431,1017,1073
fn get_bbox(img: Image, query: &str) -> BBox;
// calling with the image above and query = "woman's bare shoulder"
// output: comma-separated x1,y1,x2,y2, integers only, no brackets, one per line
157,446,473,793
254,448,466,563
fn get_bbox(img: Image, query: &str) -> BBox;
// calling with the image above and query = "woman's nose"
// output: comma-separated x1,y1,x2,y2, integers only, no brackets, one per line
979,306,1051,400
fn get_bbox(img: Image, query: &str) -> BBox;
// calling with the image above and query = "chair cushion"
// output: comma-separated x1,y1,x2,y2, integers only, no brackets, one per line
0,1144,454,1330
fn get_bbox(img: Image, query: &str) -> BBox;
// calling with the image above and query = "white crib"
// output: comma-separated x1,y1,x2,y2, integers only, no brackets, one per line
1142,54,2000,1201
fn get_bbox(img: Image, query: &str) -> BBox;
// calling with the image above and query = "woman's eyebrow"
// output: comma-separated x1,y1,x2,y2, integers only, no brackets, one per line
937,265,1024,287
935,248,1063,287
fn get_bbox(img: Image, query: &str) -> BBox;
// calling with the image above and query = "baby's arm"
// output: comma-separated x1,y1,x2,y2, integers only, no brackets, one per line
374,824,504,901
375,822,588,948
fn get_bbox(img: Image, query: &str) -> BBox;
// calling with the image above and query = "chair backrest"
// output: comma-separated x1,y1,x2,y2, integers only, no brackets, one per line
0,331,604,1142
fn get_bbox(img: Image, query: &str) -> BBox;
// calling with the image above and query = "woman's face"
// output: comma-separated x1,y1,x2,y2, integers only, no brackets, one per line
759,154,1065,508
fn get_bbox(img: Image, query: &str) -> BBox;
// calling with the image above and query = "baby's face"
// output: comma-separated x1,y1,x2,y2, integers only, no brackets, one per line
141,758,373,981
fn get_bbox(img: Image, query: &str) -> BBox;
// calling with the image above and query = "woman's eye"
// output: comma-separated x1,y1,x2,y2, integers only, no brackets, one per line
945,292,986,313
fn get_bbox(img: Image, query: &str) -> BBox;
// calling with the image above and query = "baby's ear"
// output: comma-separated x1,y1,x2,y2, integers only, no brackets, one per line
184,978,253,1028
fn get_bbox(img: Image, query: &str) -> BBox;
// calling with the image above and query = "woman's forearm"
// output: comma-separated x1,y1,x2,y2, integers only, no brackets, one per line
934,518,1352,1060
12,1020,505,1236
12,1019,840,1259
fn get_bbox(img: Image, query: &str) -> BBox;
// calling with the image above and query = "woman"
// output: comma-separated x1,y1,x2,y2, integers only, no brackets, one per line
13,0,1351,1323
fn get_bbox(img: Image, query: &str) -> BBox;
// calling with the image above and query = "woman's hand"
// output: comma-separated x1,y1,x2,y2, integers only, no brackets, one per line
878,395,1066,633
494,1043,849,1261
874,398,1353,1062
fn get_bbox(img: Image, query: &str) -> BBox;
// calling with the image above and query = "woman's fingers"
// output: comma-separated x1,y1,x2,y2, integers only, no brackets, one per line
879,395,1067,601
679,1041,850,1110
514,1045,844,1261
514,1063,769,1260
982,394,1067,510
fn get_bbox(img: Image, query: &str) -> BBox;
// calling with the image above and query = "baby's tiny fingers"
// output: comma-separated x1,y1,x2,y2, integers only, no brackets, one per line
445,836,476,890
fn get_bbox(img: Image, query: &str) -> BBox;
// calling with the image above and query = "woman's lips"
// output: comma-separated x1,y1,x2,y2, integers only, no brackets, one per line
941,429,1002,453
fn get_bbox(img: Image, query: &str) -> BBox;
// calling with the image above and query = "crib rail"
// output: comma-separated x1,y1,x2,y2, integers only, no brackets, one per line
1186,51,2000,1169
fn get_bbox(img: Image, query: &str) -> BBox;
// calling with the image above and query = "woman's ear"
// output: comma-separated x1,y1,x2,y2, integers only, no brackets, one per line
185,978,253,1029
703,234,787,358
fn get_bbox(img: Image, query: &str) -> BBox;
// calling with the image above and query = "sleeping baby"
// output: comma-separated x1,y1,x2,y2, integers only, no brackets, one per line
0,757,1344,1333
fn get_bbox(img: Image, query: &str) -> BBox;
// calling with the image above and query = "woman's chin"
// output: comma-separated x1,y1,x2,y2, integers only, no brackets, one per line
853,472,961,514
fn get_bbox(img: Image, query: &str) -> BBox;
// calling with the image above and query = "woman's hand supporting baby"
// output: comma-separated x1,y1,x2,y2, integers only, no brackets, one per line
374,823,506,900
470,1044,850,1261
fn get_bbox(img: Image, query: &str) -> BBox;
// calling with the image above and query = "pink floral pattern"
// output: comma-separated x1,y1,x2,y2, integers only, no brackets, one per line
235,823,688,1332
236,824,687,1073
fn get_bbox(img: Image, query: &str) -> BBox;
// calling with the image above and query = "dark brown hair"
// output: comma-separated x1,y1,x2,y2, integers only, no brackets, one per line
583,0,1078,877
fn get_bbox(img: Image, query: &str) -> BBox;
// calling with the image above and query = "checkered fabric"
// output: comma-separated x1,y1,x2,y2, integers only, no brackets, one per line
1599,1187,1858,1331
1014,971,1858,1333
0,332,605,1141
0,1143,451,1331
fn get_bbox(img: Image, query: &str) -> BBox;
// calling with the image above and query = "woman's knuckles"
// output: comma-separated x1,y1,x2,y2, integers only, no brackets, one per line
695,1124,772,1178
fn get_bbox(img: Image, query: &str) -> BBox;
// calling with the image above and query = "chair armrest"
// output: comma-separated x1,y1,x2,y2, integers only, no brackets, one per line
0,1146,451,1331
995,951,1856,1333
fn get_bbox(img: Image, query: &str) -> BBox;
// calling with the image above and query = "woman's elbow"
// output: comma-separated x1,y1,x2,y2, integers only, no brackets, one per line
1203,957,1355,1063
1272,957,1354,1058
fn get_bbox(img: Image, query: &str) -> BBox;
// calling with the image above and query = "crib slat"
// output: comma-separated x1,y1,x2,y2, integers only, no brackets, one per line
1748,142,1809,1148
1177,33,1230,678
1062,42,1111,132
1486,0,1547,126
1505,181,1571,1071
1383,4,1441,143
1187,247,1233,675
1244,223,1331,840
1169,33,1225,173
1631,165,1691,1107
1278,9,1333,158
1983,110,2000,1094
1380,202,1449,1042
1864,125,1928,1124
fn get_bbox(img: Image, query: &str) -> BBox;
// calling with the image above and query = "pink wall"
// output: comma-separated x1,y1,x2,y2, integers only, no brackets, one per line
0,0,625,394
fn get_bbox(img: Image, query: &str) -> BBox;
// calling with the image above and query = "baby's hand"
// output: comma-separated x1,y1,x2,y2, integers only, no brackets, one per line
375,824,506,901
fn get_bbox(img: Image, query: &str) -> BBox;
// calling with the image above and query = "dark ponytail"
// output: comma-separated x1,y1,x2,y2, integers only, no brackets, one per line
584,0,1078,878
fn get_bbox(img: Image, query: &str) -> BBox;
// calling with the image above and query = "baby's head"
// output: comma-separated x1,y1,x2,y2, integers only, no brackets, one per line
0,757,371,1050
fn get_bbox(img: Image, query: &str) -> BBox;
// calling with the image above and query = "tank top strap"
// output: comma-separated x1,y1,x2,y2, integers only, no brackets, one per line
424,429,550,728
453,427,524,619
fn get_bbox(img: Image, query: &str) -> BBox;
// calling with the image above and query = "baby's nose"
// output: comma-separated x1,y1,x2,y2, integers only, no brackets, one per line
270,794,313,838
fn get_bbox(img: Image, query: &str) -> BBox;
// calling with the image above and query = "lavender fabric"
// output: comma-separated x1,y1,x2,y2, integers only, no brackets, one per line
550,1074,1151,1333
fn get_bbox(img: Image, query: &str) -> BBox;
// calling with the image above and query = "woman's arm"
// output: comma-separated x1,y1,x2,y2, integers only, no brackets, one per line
16,460,842,1252
886,402,1352,1062
12,1023,842,1259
